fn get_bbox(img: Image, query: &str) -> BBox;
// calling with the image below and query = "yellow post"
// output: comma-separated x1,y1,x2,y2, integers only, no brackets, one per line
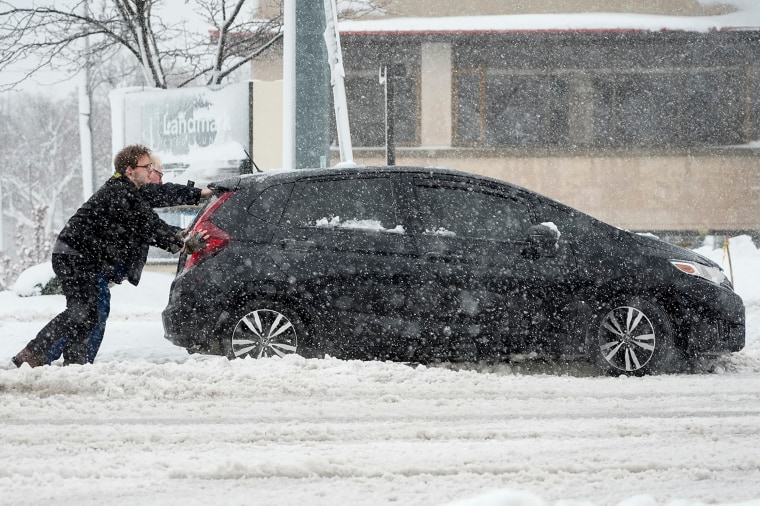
723,236,735,287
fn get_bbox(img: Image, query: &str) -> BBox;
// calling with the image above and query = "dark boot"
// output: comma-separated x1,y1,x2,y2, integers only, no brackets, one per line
12,347,47,368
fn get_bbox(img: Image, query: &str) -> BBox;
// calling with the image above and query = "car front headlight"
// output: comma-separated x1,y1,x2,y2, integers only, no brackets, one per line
670,260,727,285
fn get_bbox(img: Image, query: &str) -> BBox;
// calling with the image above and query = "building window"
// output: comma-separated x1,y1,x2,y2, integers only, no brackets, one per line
455,66,747,150
593,70,745,147
485,74,569,147
454,70,483,145
343,73,419,148
593,73,681,147
682,71,745,145
454,70,569,148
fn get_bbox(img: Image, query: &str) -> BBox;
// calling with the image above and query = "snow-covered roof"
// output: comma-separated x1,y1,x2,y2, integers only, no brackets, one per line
338,8,760,35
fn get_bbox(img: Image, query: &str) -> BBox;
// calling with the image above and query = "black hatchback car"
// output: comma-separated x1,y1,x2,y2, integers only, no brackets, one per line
162,166,744,375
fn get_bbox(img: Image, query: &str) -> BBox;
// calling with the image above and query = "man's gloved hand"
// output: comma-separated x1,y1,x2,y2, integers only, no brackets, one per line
183,230,208,254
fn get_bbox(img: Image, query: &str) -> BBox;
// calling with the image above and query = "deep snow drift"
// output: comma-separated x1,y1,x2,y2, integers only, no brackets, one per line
1,236,760,506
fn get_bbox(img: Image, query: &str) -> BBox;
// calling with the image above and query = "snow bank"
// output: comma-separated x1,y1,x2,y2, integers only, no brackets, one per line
12,261,55,297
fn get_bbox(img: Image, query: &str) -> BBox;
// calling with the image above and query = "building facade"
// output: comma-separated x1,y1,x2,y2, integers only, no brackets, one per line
253,0,760,238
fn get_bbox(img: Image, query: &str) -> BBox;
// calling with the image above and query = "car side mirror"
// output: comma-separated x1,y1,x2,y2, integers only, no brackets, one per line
524,224,559,259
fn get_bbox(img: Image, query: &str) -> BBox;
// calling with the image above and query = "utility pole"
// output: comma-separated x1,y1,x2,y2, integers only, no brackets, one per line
283,0,330,170
0,178,4,251
79,0,94,199
296,0,330,169
282,0,295,170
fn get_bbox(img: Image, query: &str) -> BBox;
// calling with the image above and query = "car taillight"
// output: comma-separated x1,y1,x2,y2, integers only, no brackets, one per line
182,192,233,272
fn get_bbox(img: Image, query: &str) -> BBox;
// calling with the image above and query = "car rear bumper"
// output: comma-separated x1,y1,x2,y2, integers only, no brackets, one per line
162,305,195,349
162,274,227,353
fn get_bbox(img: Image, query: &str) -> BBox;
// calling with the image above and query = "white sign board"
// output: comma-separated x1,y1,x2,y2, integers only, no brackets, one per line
110,82,252,186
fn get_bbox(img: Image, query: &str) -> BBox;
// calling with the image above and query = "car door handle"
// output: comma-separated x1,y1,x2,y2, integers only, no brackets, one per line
279,238,316,249
424,252,464,263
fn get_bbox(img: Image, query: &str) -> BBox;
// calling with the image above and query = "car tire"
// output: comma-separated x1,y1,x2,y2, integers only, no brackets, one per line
226,302,306,360
590,296,682,375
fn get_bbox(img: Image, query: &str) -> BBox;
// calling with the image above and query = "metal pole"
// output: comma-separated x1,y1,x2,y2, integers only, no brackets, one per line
323,0,353,166
282,0,296,170
295,0,329,169
384,65,395,166
0,178,4,251
79,0,94,199
380,64,405,166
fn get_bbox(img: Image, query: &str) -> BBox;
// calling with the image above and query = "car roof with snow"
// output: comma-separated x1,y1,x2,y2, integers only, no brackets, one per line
208,165,526,193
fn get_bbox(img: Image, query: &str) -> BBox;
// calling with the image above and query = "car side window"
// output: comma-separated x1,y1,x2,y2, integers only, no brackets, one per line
415,182,532,241
281,177,403,232
537,201,592,242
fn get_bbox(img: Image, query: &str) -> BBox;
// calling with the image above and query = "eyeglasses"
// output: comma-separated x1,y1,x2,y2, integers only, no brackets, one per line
134,163,163,178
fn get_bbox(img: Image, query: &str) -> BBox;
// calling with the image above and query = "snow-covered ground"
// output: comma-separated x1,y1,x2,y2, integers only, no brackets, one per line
2,236,760,506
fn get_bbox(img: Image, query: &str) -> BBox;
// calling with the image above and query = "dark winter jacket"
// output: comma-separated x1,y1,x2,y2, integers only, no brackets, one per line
140,182,203,208
56,175,184,285
131,181,205,275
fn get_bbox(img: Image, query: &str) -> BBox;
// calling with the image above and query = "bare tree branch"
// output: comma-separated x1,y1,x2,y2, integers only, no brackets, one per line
214,30,283,83
0,0,275,90
0,0,388,91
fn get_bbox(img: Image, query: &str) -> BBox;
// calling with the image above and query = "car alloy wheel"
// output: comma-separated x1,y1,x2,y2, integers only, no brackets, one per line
597,305,657,372
231,308,298,359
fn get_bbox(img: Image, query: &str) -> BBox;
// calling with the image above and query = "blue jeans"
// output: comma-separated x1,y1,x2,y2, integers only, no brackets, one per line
44,274,111,364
